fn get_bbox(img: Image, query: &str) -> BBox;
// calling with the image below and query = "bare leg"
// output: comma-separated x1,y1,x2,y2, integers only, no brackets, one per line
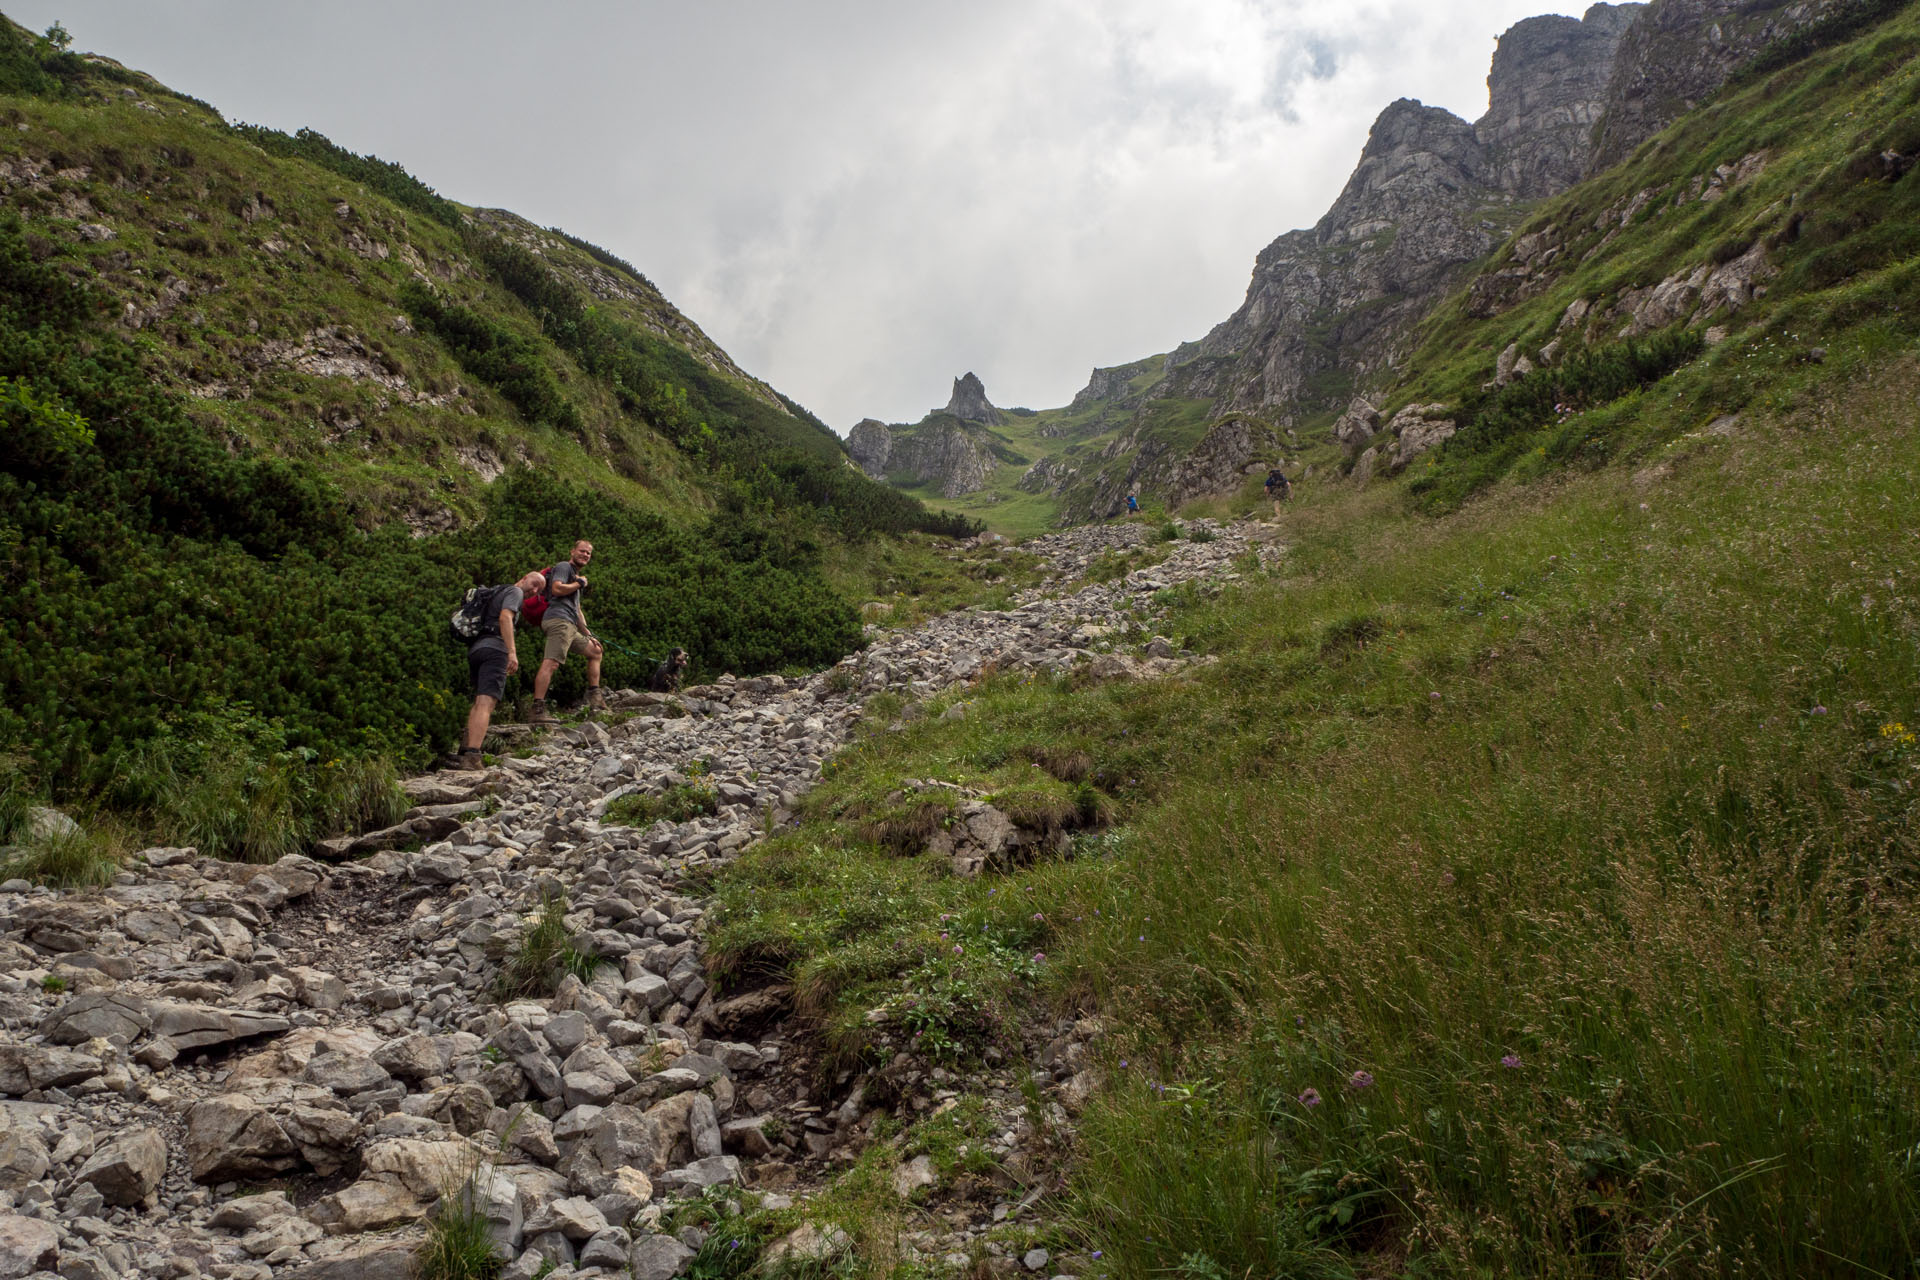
586,647,603,688
464,695,497,751
533,659,560,701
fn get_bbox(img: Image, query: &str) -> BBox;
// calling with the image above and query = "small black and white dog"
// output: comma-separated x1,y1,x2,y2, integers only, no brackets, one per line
649,647,690,693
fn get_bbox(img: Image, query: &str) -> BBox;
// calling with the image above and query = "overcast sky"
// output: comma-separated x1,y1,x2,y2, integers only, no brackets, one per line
13,1,1564,429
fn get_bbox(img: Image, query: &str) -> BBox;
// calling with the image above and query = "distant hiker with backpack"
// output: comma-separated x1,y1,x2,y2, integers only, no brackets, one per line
1126,492,1140,516
531,539,606,722
650,647,690,693
456,570,548,771
1264,466,1292,515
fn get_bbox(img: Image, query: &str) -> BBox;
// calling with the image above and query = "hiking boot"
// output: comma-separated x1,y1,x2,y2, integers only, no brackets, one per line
529,698,558,726
585,685,609,712
452,748,486,772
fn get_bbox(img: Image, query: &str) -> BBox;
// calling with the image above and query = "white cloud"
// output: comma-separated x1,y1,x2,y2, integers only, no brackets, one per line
15,0,1569,426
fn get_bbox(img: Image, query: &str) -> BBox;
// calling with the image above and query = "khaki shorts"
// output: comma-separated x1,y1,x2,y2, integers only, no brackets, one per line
541,617,598,664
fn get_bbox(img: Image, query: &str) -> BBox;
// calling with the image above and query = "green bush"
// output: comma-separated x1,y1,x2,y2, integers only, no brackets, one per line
230,124,463,228
402,283,581,432
605,783,719,827
0,213,862,824
1409,329,1704,512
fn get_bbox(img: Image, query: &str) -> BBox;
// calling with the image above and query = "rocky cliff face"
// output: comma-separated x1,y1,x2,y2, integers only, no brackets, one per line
1478,5,1643,197
847,419,893,478
1196,4,1642,418
944,372,1006,425
847,376,1013,497
1034,415,1285,525
846,416,1000,498
1588,0,1843,171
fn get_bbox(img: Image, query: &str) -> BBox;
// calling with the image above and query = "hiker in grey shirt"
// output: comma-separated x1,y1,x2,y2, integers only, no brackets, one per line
531,539,605,721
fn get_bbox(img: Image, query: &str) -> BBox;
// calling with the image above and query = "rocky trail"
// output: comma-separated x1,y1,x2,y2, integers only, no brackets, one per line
0,519,1279,1280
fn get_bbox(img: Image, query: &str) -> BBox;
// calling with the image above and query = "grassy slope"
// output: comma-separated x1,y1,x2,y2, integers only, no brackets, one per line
704,13,1920,1278
0,47,812,525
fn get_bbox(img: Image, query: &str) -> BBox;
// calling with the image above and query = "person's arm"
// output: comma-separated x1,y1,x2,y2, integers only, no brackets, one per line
498,611,520,674
552,578,583,598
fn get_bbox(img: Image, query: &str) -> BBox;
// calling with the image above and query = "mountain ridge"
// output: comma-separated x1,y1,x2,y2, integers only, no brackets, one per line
856,0,1894,530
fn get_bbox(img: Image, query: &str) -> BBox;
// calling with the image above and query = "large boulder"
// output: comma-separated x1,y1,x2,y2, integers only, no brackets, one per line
42,992,152,1046
185,1096,300,1182
0,1044,101,1095
185,1083,361,1182
74,1126,167,1206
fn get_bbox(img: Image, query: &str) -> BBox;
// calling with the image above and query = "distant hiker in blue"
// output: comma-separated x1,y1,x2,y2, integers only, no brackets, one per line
1126,492,1139,515
1264,466,1292,516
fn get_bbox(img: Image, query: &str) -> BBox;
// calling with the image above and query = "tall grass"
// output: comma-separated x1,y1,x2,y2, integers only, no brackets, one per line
0,821,132,888
1063,362,1920,1276
106,737,408,866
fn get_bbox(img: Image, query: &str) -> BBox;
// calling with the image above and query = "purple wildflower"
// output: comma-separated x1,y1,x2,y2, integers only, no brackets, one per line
1811,705,1829,715
1501,1054,1523,1070
1348,1070,1375,1090
1298,1087,1323,1108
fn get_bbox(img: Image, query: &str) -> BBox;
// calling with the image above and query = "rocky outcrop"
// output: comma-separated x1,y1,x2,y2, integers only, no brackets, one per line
1349,403,1459,483
1195,5,1641,419
848,375,1011,496
1069,363,1144,411
943,372,1005,426
1477,5,1643,197
861,419,1000,497
1195,99,1503,417
1588,0,1844,172
845,419,892,478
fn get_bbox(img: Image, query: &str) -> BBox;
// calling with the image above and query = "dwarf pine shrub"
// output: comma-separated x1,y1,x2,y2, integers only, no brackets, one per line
0,211,867,832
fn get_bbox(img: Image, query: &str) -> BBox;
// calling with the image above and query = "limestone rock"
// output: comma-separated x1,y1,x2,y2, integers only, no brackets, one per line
629,1233,696,1280
186,1095,300,1182
0,1132,47,1191
306,1178,429,1235
846,419,893,478
1477,5,1641,198
0,1213,57,1279
73,1126,166,1206
0,1043,101,1095
42,992,151,1046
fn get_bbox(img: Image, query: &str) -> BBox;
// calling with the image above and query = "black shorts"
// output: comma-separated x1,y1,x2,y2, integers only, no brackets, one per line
468,643,510,701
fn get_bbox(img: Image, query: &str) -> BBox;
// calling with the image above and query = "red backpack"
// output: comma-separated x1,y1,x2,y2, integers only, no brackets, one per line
520,577,550,625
